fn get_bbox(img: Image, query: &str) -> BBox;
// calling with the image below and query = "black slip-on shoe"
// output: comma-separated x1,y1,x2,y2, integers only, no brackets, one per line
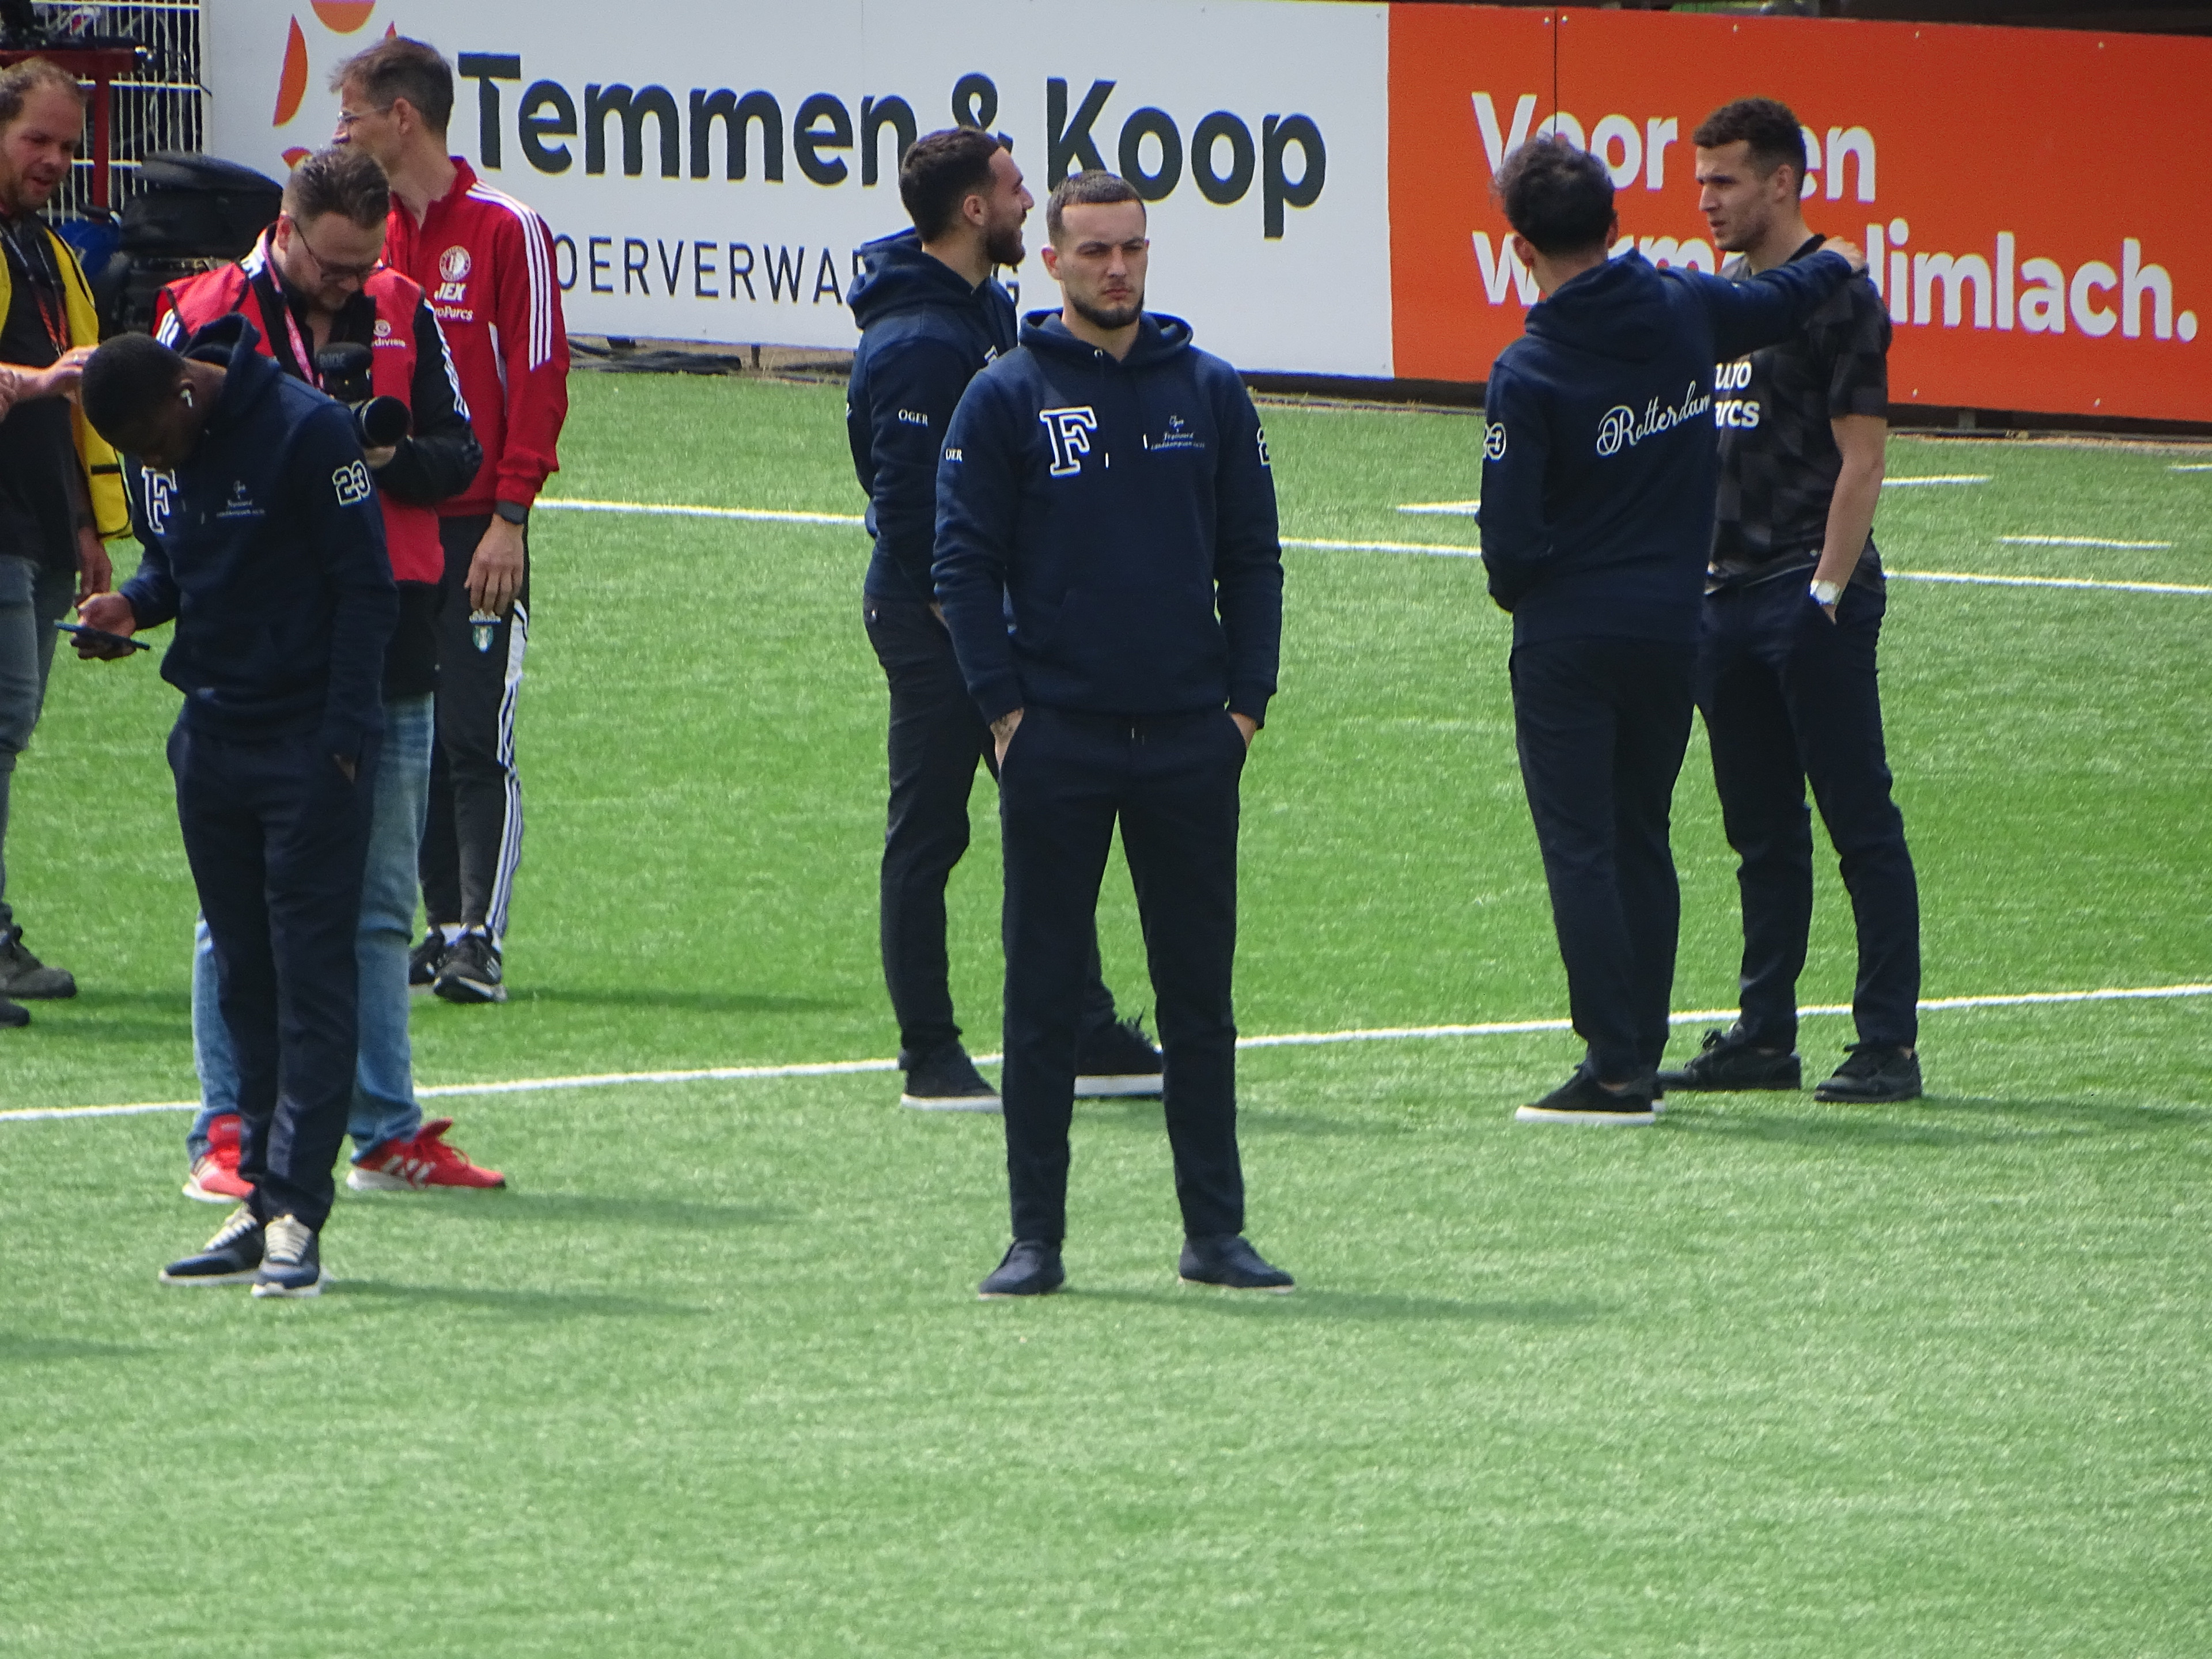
900,1044,1002,1112
1656,1024,1801,1092
1814,1044,1923,1104
978,1240,1065,1298
251,1214,324,1298
160,1205,264,1286
1516,1067,1657,1125
433,931,507,1004
1074,1014,1165,1099
1179,1233,1294,1292
0,926,74,999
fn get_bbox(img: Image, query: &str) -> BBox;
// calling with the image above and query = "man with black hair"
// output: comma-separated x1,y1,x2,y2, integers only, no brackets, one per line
154,142,503,1201
334,35,569,1006
0,58,130,1029
847,128,1161,1111
1657,97,1922,1105
1479,137,1864,1124
77,324,395,1297
936,171,1288,1298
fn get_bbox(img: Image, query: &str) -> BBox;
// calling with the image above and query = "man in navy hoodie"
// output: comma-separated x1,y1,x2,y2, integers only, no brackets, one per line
77,321,395,1296
935,171,1289,1298
1478,138,1863,1125
848,127,1160,1111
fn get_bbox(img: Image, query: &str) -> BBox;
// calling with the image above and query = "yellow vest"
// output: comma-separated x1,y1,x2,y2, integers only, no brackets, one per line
0,222,130,541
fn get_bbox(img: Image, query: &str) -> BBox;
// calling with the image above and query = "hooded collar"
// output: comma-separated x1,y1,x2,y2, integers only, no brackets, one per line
1017,309,1193,368
847,228,997,328
1524,251,1672,366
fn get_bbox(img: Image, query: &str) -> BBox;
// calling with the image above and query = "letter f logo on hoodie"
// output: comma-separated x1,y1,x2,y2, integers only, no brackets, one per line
1039,406,1099,477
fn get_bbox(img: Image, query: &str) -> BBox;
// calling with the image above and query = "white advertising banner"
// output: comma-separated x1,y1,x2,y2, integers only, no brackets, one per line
201,0,1393,375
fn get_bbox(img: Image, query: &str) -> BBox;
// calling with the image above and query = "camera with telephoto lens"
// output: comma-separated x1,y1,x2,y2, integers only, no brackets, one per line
312,341,410,449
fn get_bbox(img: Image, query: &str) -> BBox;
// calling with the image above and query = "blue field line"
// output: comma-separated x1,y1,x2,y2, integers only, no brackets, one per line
6,982,2205,1124
535,499,2207,594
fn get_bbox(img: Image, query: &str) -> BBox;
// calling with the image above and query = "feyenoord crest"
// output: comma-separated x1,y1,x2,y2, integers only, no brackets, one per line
439,246,472,283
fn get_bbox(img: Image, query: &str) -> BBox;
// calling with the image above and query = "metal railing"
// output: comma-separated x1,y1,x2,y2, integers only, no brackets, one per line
24,1,203,220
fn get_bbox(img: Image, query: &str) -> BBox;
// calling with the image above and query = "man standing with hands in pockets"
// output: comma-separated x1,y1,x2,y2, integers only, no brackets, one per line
934,171,1290,1298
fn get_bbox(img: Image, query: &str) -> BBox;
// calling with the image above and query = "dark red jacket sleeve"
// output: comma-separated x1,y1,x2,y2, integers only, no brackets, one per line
487,205,569,507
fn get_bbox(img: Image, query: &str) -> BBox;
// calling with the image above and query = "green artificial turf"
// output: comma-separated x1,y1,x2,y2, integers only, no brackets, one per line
2,376,2207,1656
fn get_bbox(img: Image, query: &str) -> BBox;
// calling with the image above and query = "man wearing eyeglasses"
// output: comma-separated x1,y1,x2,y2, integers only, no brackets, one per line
150,143,504,1200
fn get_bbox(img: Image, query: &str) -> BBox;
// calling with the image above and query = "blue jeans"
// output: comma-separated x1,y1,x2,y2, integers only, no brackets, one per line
187,694,435,1162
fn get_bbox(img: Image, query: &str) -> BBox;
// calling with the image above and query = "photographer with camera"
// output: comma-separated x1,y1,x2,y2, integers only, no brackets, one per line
150,143,503,1201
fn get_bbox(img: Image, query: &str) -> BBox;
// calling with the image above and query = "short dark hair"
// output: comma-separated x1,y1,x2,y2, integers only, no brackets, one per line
82,333,183,445
0,58,87,137
1046,171,1142,245
332,36,453,136
1692,97,1806,187
900,127,1002,241
1492,137,1614,258
282,145,390,230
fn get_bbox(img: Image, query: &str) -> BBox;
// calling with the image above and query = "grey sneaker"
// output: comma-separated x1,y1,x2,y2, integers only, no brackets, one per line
251,1214,324,1298
433,931,506,1004
160,1205,264,1286
1656,1024,1801,1093
0,927,75,999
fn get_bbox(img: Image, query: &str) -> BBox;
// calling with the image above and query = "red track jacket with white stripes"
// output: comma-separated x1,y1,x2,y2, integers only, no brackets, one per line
384,157,569,516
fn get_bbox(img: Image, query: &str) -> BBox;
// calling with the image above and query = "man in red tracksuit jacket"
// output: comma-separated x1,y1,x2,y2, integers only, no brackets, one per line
334,35,569,1006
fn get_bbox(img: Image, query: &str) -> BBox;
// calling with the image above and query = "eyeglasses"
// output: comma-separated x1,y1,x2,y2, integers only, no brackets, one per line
333,105,388,132
287,217,381,284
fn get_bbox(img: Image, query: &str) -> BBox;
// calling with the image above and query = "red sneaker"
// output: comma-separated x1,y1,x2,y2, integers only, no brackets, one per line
183,1113,253,1203
347,1118,506,1192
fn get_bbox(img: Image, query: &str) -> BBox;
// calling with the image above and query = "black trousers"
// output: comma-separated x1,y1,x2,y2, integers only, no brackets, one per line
1511,636,1696,1082
998,706,1248,1244
1697,578,1921,1050
171,721,377,1230
421,513,527,939
864,597,1113,1064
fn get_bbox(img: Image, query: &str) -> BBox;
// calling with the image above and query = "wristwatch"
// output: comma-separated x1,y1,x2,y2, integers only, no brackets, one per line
494,500,529,527
1810,578,1843,607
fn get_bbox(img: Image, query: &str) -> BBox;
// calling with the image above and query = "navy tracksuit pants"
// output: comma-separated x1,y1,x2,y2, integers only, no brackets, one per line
1511,636,1698,1082
864,597,1115,1065
997,706,1248,1245
1696,577,1920,1050
171,721,377,1230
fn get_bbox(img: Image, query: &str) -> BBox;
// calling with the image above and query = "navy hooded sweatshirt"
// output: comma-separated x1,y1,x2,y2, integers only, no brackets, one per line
846,229,1018,603
1480,248,1854,647
119,313,396,762
933,310,1283,727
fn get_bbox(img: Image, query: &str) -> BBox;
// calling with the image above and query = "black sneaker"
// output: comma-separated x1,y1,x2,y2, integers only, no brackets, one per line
1075,1014,1165,1099
160,1205,264,1286
1179,1233,1294,1292
1656,1024,1801,1093
408,930,450,990
1516,1067,1657,1125
1,995,25,1029
899,1043,1001,1112
433,931,506,1004
1814,1044,1922,1104
0,926,74,999
251,1214,324,1298
978,1239,1064,1298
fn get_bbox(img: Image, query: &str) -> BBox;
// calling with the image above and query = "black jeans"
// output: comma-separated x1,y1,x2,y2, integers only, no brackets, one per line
1697,577,1920,1050
998,706,1248,1244
1511,636,1697,1082
863,597,1113,1063
171,721,378,1230
421,514,527,939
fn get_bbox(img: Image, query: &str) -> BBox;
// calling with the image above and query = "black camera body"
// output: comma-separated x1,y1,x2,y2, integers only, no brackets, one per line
313,341,411,450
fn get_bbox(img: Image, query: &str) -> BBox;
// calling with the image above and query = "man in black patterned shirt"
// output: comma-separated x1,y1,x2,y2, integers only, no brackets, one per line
1660,98,1923,1105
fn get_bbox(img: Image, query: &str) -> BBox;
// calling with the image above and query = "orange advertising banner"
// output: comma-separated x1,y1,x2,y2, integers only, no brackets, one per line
1388,6,2212,422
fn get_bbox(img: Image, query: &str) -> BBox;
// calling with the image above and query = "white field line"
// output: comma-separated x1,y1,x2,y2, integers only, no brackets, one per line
1883,475,1991,486
1390,474,1985,518
6,982,2207,1126
1397,499,1482,516
536,497,2200,597
2000,535,2174,549
2171,463,2212,472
